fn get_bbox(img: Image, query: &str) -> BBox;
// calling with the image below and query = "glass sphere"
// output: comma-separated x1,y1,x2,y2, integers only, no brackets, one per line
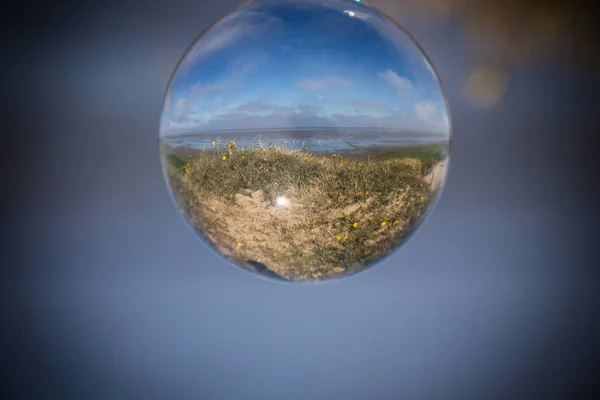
160,0,451,282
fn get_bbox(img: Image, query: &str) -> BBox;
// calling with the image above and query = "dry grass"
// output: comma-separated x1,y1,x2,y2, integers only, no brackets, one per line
164,142,447,282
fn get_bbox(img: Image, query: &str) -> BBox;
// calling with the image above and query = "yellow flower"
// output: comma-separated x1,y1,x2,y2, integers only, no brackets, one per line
212,141,216,147
336,235,342,241
343,235,348,240
184,163,190,174
358,162,363,166
221,155,227,161
242,155,247,160
419,183,423,187
333,266,344,272
237,242,243,247
407,172,411,176
332,153,337,157
420,195,425,203
381,221,387,227
353,222,359,228
393,220,399,225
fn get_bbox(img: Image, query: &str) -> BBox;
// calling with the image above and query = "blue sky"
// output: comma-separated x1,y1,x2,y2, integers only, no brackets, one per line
161,0,450,135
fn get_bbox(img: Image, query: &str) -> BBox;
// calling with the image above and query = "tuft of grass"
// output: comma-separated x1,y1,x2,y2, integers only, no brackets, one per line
164,142,447,282
165,154,187,171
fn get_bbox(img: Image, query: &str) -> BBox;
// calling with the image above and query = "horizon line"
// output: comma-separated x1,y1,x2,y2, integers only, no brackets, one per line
162,126,450,136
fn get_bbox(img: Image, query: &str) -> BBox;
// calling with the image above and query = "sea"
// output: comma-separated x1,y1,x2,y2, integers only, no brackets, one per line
161,128,449,154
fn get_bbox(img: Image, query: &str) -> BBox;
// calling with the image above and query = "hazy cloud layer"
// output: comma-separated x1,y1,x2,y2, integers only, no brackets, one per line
296,77,353,92
163,100,449,135
347,99,391,111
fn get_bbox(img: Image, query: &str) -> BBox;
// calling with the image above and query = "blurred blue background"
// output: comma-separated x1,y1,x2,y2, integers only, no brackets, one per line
2,0,599,398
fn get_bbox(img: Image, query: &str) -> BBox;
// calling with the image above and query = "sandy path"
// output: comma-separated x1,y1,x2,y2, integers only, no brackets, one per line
424,159,448,192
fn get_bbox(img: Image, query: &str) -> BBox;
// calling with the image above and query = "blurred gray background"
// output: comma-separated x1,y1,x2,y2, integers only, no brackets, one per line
2,0,599,398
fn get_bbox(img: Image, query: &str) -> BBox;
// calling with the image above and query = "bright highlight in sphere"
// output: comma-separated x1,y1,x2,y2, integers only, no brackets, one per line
159,0,451,283
276,197,290,207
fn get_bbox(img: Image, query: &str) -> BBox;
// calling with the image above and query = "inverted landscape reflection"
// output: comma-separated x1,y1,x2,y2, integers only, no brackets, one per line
160,0,451,282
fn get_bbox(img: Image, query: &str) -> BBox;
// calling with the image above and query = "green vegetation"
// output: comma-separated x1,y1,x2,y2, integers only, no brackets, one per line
163,141,447,282
375,142,448,174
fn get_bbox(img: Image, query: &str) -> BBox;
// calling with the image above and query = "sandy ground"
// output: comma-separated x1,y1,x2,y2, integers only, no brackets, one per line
166,150,449,281
425,159,448,192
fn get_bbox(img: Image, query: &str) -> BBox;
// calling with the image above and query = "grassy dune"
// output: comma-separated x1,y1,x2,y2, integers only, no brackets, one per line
164,142,447,282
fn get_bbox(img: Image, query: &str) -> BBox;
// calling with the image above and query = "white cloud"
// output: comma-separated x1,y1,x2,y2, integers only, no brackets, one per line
443,114,450,130
192,26,243,60
187,79,241,102
411,101,450,134
296,77,353,92
380,69,413,95
177,11,282,76
172,60,257,116
423,56,437,77
413,101,437,122
163,92,172,111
